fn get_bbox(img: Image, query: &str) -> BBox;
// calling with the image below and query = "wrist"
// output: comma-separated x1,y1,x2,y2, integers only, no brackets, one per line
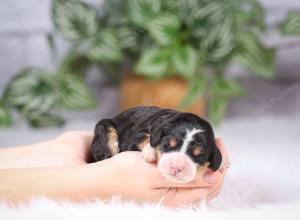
0,140,64,169
65,160,118,201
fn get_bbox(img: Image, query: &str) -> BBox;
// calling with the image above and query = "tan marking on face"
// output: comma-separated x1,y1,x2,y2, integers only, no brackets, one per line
155,147,162,161
192,146,202,156
137,134,150,151
197,162,210,175
169,137,177,148
107,127,119,155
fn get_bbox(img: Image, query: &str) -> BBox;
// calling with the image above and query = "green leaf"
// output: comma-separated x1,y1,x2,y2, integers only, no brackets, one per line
191,1,225,21
209,75,244,125
147,14,180,46
171,45,200,79
127,0,162,26
100,0,128,27
179,76,207,109
279,11,300,35
212,77,245,98
234,33,276,78
58,52,90,75
0,102,12,127
57,73,97,110
24,112,65,128
209,98,227,125
3,68,58,114
118,27,139,51
52,0,97,41
199,17,235,62
135,48,169,77
86,29,123,63
176,0,200,22
236,0,266,30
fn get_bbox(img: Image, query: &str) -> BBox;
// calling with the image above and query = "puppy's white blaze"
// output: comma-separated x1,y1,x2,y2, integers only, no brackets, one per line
180,128,203,154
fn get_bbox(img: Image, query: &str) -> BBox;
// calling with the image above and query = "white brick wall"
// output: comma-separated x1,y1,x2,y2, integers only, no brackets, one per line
0,0,52,33
259,0,300,9
0,0,300,94
0,0,52,92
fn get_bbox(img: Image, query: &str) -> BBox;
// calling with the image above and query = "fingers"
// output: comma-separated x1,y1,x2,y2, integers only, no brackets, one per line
159,179,224,207
59,131,94,141
204,139,230,202
206,186,221,202
158,169,222,189
215,138,230,171
58,131,94,148
203,170,222,184
162,187,211,207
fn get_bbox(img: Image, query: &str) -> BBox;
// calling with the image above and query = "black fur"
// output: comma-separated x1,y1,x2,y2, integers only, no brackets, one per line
90,106,222,171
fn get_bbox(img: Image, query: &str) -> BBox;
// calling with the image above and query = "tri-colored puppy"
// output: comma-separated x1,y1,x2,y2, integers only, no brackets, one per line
90,106,222,183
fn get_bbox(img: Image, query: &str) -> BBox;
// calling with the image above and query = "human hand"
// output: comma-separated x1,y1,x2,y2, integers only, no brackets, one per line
55,133,229,206
0,131,229,207
53,131,94,166
90,138,229,207
0,131,94,169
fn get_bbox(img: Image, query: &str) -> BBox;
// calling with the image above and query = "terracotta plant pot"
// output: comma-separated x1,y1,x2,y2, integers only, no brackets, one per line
120,74,206,116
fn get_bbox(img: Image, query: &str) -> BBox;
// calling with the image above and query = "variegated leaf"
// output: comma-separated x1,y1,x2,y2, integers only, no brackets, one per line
200,17,235,62
236,0,266,30
86,29,123,63
127,0,162,26
24,112,65,128
3,68,58,114
234,33,275,78
57,73,97,110
0,103,12,127
171,45,200,79
179,76,207,109
209,98,227,125
58,52,90,75
118,27,139,51
52,0,97,41
212,77,245,98
280,11,300,35
147,14,180,46
135,48,169,77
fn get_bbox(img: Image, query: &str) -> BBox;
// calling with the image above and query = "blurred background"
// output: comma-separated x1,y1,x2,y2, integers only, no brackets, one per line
0,0,299,148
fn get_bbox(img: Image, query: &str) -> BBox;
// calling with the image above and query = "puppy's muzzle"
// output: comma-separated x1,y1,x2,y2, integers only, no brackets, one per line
158,152,197,183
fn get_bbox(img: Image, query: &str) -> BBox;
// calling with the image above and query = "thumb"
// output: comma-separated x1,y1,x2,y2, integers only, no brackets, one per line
160,169,222,188
203,170,222,184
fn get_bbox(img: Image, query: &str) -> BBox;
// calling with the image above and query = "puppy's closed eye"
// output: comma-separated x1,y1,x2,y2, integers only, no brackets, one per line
192,146,202,156
169,137,177,148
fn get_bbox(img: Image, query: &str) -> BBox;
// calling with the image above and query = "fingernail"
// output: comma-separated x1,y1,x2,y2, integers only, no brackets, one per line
204,173,218,184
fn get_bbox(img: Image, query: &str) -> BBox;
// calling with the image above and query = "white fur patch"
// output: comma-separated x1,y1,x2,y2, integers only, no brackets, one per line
141,143,156,162
180,128,203,154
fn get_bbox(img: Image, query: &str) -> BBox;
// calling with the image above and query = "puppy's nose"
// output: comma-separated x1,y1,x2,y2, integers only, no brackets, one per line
170,164,186,174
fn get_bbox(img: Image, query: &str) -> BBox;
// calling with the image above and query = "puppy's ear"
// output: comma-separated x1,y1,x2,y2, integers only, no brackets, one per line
150,126,165,147
208,147,222,171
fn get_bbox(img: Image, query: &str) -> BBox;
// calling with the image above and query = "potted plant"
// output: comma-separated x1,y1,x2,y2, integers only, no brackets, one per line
101,0,275,121
0,0,299,128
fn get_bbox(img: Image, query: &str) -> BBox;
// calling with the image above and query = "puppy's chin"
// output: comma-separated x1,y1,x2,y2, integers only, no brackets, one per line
157,152,197,183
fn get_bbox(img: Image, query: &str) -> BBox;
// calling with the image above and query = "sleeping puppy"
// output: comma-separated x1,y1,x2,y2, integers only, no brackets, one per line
90,106,222,183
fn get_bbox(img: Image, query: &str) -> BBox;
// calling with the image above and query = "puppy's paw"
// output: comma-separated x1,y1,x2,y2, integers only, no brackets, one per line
141,144,156,162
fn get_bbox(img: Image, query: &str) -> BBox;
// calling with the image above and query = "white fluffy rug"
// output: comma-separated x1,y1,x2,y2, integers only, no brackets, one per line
1,117,300,219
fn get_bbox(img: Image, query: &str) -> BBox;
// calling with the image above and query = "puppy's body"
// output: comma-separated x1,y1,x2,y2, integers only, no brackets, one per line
90,106,222,183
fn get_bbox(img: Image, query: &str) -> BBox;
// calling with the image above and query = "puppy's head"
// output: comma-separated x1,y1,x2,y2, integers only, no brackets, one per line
150,114,222,183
